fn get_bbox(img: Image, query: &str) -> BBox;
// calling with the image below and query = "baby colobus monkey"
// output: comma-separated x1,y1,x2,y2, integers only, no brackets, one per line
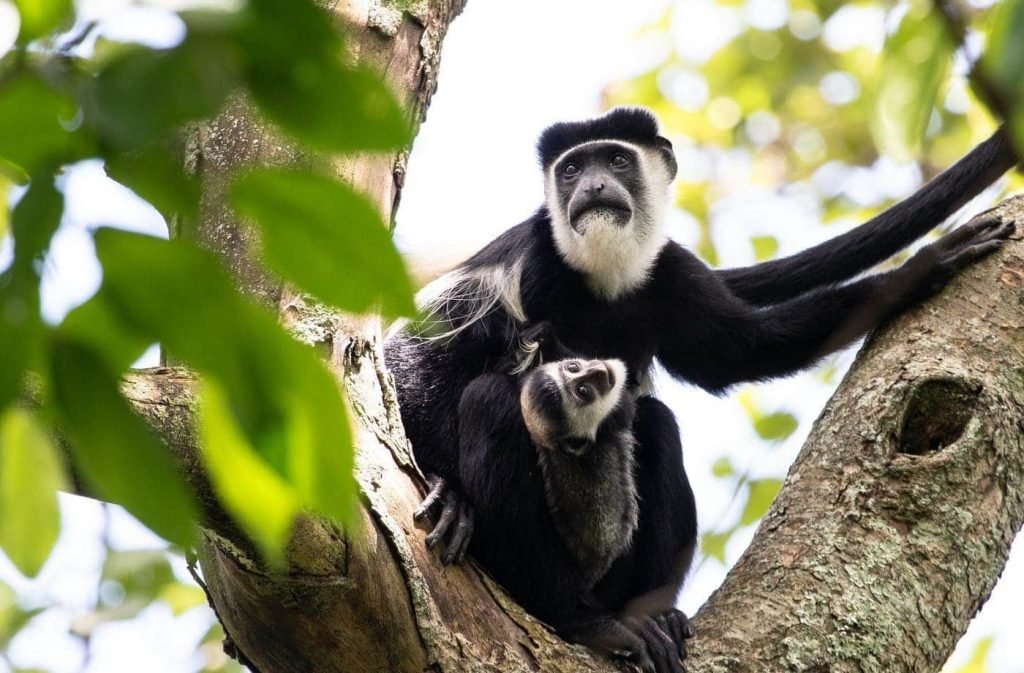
458,323,692,673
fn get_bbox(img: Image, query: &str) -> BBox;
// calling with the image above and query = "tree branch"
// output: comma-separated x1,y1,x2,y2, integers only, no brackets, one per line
690,196,1024,672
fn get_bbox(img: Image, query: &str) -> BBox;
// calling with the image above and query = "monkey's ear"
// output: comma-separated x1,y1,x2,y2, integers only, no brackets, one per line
655,136,677,180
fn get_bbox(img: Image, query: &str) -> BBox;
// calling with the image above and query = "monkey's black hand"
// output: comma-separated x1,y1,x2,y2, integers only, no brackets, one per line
414,475,475,565
655,609,694,660
908,215,1015,297
623,616,685,673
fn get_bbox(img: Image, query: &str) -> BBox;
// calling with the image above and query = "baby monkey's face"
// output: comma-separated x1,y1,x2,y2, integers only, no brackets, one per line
520,358,628,456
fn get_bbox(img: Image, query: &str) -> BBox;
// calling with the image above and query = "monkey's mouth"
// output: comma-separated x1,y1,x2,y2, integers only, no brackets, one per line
569,204,632,233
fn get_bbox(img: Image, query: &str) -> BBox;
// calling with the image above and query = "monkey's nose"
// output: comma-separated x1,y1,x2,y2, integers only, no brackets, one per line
578,361,613,395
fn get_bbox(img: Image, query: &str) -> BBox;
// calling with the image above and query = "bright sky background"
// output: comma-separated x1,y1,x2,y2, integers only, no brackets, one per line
1,0,1022,671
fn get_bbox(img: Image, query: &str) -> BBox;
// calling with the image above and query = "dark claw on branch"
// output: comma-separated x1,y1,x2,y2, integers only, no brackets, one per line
415,475,475,564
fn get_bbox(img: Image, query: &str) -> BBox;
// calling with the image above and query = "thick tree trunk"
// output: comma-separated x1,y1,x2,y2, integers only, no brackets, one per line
105,2,1024,670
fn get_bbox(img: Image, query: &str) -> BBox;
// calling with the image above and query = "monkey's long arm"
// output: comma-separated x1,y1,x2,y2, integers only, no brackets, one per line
658,216,1014,391
716,127,1017,306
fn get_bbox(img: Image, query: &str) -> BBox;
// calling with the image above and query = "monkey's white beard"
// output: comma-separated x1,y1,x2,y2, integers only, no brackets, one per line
551,208,666,301
546,142,672,301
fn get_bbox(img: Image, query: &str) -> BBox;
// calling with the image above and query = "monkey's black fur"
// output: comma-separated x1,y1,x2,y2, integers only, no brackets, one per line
386,107,1017,641
459,335,695,673
538,107,678,177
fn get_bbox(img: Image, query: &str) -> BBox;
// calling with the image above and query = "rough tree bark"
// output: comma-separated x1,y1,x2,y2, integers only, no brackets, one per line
104,3,1024,672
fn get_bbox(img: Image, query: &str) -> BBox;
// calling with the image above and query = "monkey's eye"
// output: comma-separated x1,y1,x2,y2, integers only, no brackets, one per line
565,361,581,373
576,384,592,400
610,154,629,169
562,163,580,178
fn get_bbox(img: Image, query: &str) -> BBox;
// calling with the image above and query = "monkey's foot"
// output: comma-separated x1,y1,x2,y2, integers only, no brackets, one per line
624,616,685,673
656,609,694,660
414,475,475,565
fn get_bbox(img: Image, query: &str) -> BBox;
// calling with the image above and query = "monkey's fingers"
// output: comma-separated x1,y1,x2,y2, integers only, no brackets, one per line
425,491,459,550
414,475,447,522
626,617,684,673
442,501,475,565
942,219,1015,268
655,610,693,660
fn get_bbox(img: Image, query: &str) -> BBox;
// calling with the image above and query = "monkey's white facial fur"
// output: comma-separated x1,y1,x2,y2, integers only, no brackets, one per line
520,358,628,456
546,140,673,300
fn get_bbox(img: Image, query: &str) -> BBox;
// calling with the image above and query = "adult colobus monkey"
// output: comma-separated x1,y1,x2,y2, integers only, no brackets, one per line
385,108,1017,567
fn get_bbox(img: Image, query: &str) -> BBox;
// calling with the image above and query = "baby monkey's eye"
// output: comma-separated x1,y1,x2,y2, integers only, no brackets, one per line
565,361,581,373
610,153,629,169
576,384,592,399
563,163,580,178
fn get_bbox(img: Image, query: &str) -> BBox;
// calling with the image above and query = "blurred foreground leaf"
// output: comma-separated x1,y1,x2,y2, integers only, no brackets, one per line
0,179,62,412
63,230,357,557
50,341,198,548
872,3,951,159
739,478,783,526
984,0,1024,151
238,0,409,152
753,411,798,441
701,530,731,564
0,580,43,650
0,408,66,577
0,74,88,175
12,0,73,45
95,35,240,150
232,169,415,317
198,379,303,560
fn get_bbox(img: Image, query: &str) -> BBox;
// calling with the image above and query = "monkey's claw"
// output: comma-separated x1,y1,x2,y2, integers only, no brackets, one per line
656,609,694,660
414,474,447,521
625,616,686,673
933,215,1016,268
415,475,475,564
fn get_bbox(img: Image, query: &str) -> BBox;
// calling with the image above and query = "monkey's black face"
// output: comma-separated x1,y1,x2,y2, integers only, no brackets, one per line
553,142,642,234
520,358,628,456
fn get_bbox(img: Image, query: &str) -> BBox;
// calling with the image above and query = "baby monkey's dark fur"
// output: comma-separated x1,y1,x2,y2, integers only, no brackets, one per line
459,323,694,673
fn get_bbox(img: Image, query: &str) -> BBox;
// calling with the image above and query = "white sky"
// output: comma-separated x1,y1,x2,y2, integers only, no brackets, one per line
2,0,1022,671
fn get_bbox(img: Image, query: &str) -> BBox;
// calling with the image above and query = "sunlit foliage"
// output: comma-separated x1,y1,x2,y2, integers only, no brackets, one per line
0,0,414,576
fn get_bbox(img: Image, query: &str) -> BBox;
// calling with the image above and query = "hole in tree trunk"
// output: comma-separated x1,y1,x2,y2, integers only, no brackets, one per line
899,379,979,456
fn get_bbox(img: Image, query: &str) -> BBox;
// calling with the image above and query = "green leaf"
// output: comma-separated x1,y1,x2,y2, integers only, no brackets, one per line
234,0,409,151
85,230,357,543
711,457,735,478
103,550,175,602
0,74,88,172
0,579,44,650
0,178,62,411
95,35,240,149
739,478,783,526
13,0,73,44
0,408,67,577
751,235,778,261
232,169,415,317
871,3,951,160
0,174,9,240
105,146,199,221
947,636,994,673
49,340,198,548
245,62,410,152
984,0,1024,101
701,529,732,564
753,411,798,441
198,379,302,561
